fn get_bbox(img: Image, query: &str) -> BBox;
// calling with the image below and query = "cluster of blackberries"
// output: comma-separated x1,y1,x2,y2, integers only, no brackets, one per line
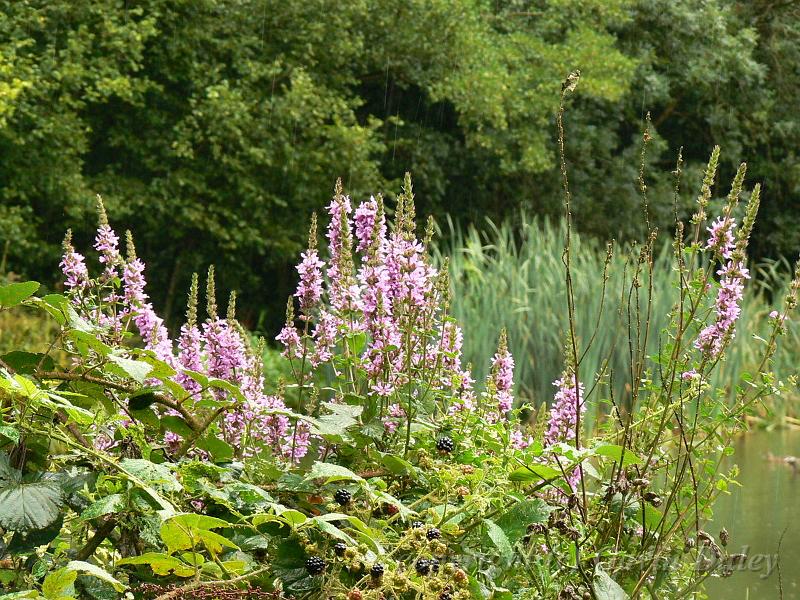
305,556,326,575
334,488,352,505
414,558,440,575
436,435,455,453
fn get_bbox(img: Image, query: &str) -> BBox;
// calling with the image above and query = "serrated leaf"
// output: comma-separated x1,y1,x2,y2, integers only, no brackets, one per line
160,513,237,555
64,561,124,592
593,566,629,600
484,519,513,562
107,355,152,383
117,552,195,577
592,444,642,466
0,478,63,532
509,464,562,483
80,494,125,521
195,434,234,462
495,499,554,544
42,567,77,599
0,282,39,308
305,461,363,484
0,352,55,375
0,425,19,444
119,459,182,493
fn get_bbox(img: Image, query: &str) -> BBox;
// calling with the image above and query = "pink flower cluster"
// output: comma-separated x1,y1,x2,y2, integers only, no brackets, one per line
694,216,750,358
545,374,586,491
61,221,306,462
277,186,478,414
545,376,585,447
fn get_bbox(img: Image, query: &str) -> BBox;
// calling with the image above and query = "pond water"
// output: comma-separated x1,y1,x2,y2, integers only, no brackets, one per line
705,430,800,599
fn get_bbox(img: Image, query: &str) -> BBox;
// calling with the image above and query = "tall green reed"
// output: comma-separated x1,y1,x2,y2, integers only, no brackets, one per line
435,214,799,425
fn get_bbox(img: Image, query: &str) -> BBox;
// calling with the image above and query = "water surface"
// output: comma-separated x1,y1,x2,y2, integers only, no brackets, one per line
705,430,800,599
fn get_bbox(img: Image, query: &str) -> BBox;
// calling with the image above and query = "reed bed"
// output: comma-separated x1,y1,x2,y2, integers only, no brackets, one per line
435,214,799,425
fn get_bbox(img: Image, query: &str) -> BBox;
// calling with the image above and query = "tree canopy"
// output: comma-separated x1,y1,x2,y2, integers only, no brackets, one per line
1,0,797,325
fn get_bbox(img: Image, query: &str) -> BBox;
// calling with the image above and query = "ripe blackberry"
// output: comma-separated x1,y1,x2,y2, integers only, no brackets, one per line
426,527,441,540
306,556,326,575
439,593,453,600
334,542,347,557
415,558,431,575
430,558,440,572
370,563,385,579
334,488,352,505
436,436,455,453
411,520,425,529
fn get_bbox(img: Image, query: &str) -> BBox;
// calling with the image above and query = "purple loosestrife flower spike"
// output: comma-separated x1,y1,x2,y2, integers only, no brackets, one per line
491,330,514,416
545,374,585,447
176,273,203,396
94,196,121,280
295,213,325,314
60,230,89,291
276,297,302,359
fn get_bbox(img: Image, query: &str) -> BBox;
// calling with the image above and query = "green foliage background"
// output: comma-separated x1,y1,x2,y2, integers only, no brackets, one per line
1,0,798,327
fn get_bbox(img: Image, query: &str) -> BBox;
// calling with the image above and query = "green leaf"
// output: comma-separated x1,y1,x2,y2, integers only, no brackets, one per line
0,352,55,375
0,282,39,308
495,499,554,544
592,444,643,466
484,519,513,562
195,434,234,462
0,478,63,532
305,461,363,484
42,567,77,599
63,561,124,592
593,566,629,600
107,355,152,383
160,514,238,555
509,464,562,483
161,416,194,438
119,459,182,493
117,552,196,577
68,331,112,357
80,494,125,521
0,425,20,444
312,517,356,545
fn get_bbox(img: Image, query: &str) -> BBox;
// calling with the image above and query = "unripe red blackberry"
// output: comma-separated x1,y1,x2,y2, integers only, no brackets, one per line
305,556,326,575
334,488,352,505
436,436,455,453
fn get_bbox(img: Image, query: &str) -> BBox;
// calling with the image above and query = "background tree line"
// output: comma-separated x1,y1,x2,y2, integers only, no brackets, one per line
1,0,798,331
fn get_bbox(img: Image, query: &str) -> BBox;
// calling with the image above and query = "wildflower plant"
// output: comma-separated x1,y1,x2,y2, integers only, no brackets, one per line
0,79,797,599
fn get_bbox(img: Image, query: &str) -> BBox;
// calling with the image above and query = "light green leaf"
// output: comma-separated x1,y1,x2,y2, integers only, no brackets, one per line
0,282,39,309
305,461,363,484
484,519,513,562
593,566,629,600
117,552,195,577
42,567,76,599
80,494,125,521
592,444,643,466
107,355,152,384
509,464,562,483
64,561,124,592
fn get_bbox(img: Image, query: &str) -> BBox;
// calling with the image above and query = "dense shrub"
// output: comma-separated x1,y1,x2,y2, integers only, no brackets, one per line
0,135,797,597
